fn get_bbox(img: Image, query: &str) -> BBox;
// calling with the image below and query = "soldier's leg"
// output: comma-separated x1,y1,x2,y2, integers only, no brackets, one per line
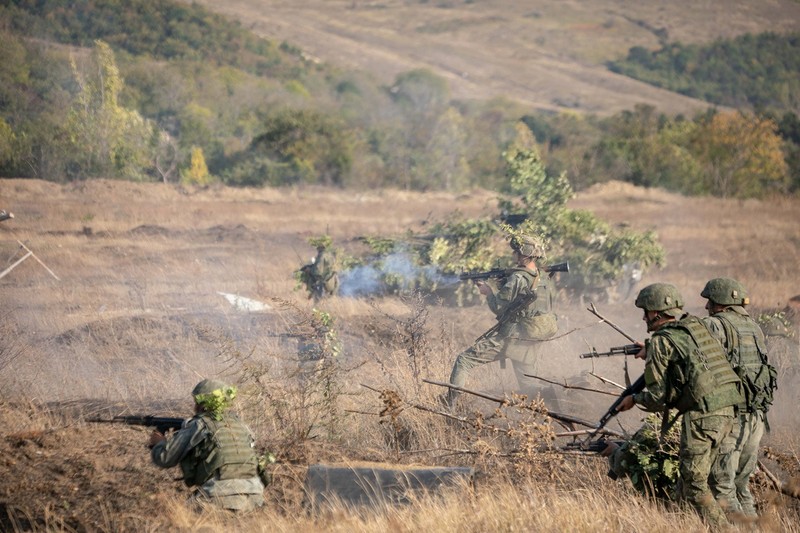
709,413,744,514
447,335,503,406
508,345,561,411
736,412,766,516
680,410,735,527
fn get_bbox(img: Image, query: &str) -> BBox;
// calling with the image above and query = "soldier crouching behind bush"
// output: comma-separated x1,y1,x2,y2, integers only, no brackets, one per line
148,379,265,512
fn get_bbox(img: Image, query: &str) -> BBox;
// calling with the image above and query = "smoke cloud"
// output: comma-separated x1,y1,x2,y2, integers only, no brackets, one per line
338,252,458,297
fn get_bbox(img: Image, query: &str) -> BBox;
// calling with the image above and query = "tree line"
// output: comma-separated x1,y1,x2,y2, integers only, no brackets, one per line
0,0,797,199
608,32,800,113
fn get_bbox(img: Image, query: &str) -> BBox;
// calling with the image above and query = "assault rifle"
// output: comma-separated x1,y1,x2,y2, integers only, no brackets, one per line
562,438,610,453
88,415,185,434
459,261,569,282
583,374,646,446
580,344,642,359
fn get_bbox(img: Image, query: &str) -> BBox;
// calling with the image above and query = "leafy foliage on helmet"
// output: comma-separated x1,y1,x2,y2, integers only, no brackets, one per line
194,384,238,420
635,283,684,312
701,277,749,306
308,235,333,249
504,223,547,259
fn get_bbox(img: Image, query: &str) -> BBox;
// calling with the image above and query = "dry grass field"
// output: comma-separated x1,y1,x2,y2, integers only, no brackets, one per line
1,178,799,531
187,0,800,116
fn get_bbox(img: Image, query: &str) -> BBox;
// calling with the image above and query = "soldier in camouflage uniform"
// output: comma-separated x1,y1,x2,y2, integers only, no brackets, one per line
149,379,265,512
301,238,339,301
701,278,777,518
445,234,558,407
617,283,743,527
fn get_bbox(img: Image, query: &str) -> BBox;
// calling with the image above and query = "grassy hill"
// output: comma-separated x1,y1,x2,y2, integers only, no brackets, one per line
187,0,800,116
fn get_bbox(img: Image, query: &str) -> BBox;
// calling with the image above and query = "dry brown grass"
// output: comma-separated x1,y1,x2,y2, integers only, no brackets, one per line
1,178,799,531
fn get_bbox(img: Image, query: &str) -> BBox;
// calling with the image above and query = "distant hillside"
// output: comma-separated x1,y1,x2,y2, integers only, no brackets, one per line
1,0,797,196
187,0,800,116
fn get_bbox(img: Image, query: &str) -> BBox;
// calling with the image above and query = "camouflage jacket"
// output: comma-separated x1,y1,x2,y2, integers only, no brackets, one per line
633,314,742,415
487,267,557,341
151,412,264,509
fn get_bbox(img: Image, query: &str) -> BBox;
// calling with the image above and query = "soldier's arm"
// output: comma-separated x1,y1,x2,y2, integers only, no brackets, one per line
632,335,674,411
151,418,206,468
701,315,728,349
488,273,525,317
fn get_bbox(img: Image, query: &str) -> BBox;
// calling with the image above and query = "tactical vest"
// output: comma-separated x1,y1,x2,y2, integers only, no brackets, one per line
713,310,777,413
510,268,558,340
180,413,258,487
655,316,743,414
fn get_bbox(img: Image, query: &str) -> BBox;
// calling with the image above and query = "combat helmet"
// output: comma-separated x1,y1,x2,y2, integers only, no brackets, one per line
192,378,228,397
701,277,749,306
192,378,237,410
635,283,684,317
510,234,546,259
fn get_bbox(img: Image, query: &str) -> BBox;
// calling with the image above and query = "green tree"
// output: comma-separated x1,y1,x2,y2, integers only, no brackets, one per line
0,118,15,169
66,40,156,180
426,107,469,190
690,111,790,198
238,109,353,186
181,146,211,185
496,129,665,299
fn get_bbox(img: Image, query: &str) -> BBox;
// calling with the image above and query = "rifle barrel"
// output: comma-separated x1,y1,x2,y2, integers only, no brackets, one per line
579,344,641,358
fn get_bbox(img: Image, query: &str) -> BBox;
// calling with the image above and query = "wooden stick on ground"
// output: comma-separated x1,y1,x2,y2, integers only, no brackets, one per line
17,240,60,281
758,459,800,499
0,251,32,280
588,372,626,391
420,378,625,437
522,373,619,396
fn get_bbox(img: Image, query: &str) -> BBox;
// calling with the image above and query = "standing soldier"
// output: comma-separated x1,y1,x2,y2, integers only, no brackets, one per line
444,233,558,408
299,236,339,301
701,278,777,518
616,283,743,527
149,379,265,512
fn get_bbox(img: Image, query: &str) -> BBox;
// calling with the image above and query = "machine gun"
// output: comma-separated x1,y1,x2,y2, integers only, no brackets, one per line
579,343,642,358
88,415,185,434
459,261,569,282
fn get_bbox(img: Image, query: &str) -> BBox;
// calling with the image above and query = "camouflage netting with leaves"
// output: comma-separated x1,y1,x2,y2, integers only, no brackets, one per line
194,385,238,420
611,412,681,500
343,123,666,302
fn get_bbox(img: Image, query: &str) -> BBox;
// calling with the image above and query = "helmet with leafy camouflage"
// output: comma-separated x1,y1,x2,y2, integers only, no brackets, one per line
510,234,546,259
635,283,684,317
309,235,332,251
700,277,749,306
192,379,237,416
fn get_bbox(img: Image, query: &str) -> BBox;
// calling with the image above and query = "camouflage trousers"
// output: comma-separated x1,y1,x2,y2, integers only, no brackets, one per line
710,410,765,516
192,476,265,513
447,332,553,407
680,407,736,528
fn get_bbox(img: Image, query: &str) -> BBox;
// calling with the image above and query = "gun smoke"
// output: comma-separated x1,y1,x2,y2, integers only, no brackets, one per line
338,252,458,297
